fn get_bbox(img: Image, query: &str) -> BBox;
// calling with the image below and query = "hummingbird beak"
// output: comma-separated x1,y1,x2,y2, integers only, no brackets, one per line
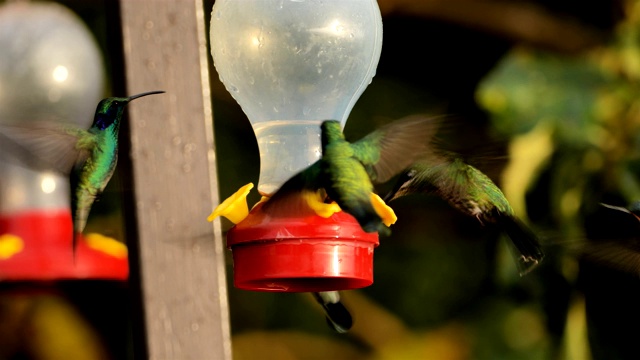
126,90,165,102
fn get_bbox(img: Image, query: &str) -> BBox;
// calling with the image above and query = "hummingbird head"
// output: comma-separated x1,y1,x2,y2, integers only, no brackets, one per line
93,90,165,130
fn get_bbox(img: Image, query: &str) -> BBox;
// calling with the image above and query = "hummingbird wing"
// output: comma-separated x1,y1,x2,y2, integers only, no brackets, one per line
383,151,457,202
564,237,640,275
0,122,93,174
351,114,444,184
561,202,640,274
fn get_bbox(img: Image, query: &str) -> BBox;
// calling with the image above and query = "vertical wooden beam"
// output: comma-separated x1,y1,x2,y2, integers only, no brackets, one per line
118,1,231,359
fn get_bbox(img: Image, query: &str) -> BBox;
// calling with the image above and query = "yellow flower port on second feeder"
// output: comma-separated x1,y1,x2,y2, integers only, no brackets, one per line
207,183,255,224
207,183,343,224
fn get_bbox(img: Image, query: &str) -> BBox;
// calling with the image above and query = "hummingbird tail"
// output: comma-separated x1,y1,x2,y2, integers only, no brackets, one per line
499,215,545,276
313,291,353,333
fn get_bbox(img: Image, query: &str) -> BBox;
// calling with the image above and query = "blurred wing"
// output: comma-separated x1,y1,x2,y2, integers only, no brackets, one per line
0,122,91,174
562,237,640,275
260,161,324,218
352,114,444,184
383,157,453,202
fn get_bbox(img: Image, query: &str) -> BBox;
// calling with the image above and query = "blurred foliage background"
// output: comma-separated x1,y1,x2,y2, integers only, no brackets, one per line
2,0,640,359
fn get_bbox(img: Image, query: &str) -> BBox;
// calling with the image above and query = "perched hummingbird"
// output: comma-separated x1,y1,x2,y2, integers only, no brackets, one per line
0,91,165,255
313,291,353,333
261,116,442,333
262,115,444,236
385,152,545,275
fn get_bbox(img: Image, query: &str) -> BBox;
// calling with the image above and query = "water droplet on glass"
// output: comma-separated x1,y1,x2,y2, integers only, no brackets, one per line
145,21,154,29
172,136,182,145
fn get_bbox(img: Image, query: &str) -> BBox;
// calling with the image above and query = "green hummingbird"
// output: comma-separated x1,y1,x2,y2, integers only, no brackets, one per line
385,152,545,275
69,91,165,249
262,115,444,237
0,91,165,255
261,115,443,333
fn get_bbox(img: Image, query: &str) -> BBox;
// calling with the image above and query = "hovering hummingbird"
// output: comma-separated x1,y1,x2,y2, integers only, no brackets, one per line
385,152,545,275
262,115,444,236
69,91,165,249
565,201,640,274
0,90,165,255
313,291,353,333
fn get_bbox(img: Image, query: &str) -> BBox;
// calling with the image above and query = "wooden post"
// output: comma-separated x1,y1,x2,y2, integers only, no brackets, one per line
118,0,232,359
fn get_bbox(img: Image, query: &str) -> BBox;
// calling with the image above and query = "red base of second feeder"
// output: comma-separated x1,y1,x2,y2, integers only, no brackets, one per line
227,202,379,292
0,209,129,281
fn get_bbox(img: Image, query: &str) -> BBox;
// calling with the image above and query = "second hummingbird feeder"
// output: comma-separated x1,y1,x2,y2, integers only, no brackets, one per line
0,1,128,281
209,0,383,292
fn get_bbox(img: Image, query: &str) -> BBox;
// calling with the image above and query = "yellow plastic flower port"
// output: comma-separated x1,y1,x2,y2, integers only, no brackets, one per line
85,233,128,259
208,183,254,224
0,234,24,259
371,193,397,227
302,190,342,218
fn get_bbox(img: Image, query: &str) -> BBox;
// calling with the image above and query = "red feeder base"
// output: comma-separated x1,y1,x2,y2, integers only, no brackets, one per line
0,209,129,281
227,202,379,292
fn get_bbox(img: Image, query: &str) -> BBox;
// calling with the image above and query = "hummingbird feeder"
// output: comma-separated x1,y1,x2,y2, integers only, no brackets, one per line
209,0,383,292
0,1,128,281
